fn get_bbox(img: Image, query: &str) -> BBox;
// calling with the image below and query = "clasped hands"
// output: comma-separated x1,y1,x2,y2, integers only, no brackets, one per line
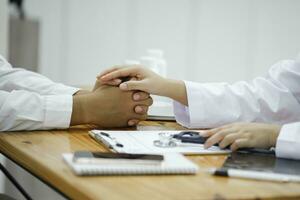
71,71,153,128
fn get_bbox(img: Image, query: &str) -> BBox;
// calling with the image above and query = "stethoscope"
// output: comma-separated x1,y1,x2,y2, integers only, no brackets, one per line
153,131,208,148
153,131,275,154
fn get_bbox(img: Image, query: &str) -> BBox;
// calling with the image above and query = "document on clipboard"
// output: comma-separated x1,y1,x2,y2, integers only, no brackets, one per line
89,130,230,155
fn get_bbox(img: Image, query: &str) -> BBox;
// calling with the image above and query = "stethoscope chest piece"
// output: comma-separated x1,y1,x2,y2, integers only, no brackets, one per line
153,132,177,148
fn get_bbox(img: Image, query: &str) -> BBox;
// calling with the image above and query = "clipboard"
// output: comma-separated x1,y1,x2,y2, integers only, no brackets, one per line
89,130,230,155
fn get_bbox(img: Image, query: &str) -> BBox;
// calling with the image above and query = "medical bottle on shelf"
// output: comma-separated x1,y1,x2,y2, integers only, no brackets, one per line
139,56,160,74
124,60,140,65
146,49,167,77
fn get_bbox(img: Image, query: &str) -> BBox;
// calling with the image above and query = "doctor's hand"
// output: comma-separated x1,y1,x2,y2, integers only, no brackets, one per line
98,66,188,106
98,66,165,95
201,123,282,151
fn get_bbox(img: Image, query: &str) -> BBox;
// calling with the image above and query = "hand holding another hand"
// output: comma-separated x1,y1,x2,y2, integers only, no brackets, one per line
97,66,188,105
98,66,165,95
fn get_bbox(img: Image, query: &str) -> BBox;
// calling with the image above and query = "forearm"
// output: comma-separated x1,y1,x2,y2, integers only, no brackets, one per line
0,56,79,95
160,79,188,106
70,92,90,126
0,90,73,131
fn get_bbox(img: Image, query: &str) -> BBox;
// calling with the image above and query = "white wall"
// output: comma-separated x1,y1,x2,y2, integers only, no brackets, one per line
24,0,300,86
0,0,8,194
0,0,8,57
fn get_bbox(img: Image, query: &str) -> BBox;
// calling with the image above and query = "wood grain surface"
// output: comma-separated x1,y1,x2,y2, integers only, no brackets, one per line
0,121,299,200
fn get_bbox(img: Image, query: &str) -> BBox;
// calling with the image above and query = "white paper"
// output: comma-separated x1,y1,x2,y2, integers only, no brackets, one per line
90,130,230,155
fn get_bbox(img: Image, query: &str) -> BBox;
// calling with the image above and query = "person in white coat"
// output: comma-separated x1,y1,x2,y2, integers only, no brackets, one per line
0,55,153,131
98,55,300,160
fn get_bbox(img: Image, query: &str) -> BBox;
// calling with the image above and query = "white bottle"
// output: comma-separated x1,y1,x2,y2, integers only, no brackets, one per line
146,49,167,77
124,60,140,65
139,56,160,74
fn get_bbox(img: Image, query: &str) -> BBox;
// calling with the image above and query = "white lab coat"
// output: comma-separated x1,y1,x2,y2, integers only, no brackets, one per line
174,58,300,160
0,55,79,131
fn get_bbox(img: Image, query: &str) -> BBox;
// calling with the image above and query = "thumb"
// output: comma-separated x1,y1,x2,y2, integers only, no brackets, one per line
119,80,144,91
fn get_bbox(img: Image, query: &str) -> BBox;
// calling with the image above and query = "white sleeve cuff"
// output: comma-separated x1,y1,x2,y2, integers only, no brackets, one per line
173,81,208,128
276,122,300,160
173,100,192,128
173,81,225,129
52,84,80,95
43,95,73,128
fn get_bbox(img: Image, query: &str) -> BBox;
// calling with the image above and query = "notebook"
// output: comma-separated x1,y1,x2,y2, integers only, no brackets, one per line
63,153,198,175
89,130,230,155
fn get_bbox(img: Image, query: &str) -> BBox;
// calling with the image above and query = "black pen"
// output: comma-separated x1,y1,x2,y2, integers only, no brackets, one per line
89,131,124,148
209,168,300,182
99,132,124,147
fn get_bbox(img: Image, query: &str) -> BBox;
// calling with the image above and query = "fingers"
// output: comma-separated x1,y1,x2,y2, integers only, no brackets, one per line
201,124,234,137
100,67,141,82
128,112,148,126
130,77,138,81
101,75,139,88
128,119,139,126
204,129,235,149
201,127,222,137
103,79,122,86
133,92,150,101
134,105,149,115
129,97,151,126
230,138,249,151
119,80,145,91
136,96,153,107
202,123,270,151
128,108,148,126
218,133,240,149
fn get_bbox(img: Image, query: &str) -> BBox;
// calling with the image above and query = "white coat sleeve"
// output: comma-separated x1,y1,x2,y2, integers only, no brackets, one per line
276,122,300,160
0,55,79,95
174,60,300,128
0,55,79,131
0,90,73,131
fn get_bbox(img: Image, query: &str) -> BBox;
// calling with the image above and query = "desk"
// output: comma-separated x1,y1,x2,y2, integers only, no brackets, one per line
0,121,300,200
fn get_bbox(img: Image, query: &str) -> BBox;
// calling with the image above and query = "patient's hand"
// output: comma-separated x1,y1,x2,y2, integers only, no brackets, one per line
93,79,152,125
201,123,282,151
71,80,153,127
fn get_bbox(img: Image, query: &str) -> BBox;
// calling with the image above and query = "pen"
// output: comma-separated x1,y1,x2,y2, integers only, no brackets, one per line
209,168,300,183
89,131,124,149
99,132,124,147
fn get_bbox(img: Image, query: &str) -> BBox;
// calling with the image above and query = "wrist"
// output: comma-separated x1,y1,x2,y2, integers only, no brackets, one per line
70,94,90,125
73,89,91,96
269,125,282,147
162,79,188,106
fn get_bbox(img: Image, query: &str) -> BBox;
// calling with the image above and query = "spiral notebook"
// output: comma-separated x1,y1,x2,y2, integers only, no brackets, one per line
63,153,198,175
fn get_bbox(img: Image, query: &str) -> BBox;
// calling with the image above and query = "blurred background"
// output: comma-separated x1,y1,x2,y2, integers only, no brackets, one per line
1,0,300,87
0,0,300,199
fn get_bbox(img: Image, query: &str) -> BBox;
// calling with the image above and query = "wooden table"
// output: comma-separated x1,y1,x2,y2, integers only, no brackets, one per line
0,121,300,200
